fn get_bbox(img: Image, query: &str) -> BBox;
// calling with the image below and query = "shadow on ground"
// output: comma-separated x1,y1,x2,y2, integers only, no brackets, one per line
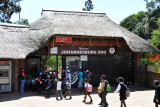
0,86,154,103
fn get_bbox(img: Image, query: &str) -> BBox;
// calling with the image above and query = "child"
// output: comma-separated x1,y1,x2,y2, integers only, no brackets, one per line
98,82,103,105
56,79,63,100
153,80,160,107
82,79,93,103
99,75,109,107
45,79,51,98
64,78,72,99
114,77,128,107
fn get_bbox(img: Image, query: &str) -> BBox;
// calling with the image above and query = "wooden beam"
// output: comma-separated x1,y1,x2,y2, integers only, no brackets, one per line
116,39,120,47
89,38,92,46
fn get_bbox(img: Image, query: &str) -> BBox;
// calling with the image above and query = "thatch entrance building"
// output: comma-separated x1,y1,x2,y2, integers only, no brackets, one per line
0,9,158,92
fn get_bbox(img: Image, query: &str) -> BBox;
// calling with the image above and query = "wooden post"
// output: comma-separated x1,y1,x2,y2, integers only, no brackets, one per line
56,55,58,79
134,52,141,85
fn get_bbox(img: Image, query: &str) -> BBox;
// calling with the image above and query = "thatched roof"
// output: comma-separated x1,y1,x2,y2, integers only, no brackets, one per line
0,9,158,59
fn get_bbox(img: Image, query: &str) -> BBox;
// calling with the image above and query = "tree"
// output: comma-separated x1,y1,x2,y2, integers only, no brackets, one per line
0,0,21,23
120,7,160,40
148,19,160,50
14,19,29,25
120,11,147,39
82,0,94,11
46,56,62,70
120,11,146,31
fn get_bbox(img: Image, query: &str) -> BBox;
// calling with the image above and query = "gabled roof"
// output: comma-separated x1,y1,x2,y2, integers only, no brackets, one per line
0,9,159,59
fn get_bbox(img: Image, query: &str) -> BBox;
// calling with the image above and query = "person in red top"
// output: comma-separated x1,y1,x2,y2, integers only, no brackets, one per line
19,67,26,93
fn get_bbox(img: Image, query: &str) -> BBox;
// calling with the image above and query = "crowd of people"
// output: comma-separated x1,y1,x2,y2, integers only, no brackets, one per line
19,68,160,107
19,67,57,98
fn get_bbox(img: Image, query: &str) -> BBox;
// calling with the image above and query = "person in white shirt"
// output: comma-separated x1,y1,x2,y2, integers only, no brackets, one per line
114,77,127,107
56,79,63,100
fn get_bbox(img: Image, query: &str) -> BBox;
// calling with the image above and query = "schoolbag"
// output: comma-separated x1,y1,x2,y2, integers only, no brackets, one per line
105,81,111,92
120,83,130,97
86,83,93,92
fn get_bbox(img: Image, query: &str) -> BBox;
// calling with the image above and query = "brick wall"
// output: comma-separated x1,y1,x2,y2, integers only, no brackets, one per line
14,59,25,92
139,65,160,87
134,52,142,85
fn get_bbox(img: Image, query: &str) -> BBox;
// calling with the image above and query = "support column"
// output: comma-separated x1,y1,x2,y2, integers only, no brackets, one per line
56,55,58,79
14,59,25,93
134,52,142,85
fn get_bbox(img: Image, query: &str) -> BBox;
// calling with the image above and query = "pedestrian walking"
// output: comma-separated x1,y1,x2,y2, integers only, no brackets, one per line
99,75,109,107
78,69,83,92
82,79,93,103
66,70,71,83
56,79,63,100
114,77,128,107
64,79,72,99
98,82,103,105
19,67,26,93
86,70,92,83
153,80,160,107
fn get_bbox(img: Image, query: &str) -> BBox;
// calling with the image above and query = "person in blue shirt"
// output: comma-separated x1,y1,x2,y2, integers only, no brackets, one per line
83,69,88,80
86,70,92,83
78,69,83,92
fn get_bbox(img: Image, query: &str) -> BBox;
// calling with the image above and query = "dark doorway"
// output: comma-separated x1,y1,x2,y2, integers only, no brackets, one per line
25,57,41,75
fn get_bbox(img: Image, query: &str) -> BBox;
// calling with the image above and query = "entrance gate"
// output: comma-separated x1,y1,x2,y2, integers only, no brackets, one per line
62,52,134,86
88,53,134,86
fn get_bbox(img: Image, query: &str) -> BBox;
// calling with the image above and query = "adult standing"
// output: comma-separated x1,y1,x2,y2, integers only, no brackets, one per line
153,80,160,107
61,69,66,94
83,69,88,81
99,75,108,107
19,67,26,93
78,69,83,92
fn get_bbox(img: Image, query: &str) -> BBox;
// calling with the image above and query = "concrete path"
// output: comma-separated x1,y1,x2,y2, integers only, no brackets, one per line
0,86,156,107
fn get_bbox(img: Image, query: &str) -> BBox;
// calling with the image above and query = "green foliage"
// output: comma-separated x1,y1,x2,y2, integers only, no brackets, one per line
0,0,22,23
120,11,148,39
46,56,62,70
148,19,160,49
82,0,94,11
144,0,160,9
141,52,153,65
120,11,145,31
13,19,29,25
120,7,160,40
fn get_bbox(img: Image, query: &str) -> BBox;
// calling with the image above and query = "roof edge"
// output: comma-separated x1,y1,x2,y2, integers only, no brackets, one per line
0,22,29,28
42,8,106,15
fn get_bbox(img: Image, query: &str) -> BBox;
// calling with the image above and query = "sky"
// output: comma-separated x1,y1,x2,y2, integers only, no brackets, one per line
11,0,147,24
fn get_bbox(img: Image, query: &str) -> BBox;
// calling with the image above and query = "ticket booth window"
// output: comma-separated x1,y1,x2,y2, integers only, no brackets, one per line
0,61,11,92
0,70,9,77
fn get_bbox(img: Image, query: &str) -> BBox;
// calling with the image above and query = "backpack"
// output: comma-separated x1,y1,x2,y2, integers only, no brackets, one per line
124,85,130,97
86,83,93,92
66,84,71,91
105,81,111,92
120,83,130,97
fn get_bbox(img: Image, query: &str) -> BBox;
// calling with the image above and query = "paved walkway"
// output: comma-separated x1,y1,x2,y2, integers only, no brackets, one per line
0,86,156,107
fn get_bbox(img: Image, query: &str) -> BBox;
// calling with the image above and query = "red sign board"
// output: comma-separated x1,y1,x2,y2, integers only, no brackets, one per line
56,36,72,43
0,61,10,65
